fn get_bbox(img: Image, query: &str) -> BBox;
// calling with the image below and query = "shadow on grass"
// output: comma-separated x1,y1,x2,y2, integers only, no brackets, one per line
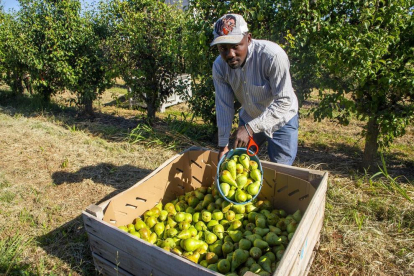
52,163,153,201
40,163,153,275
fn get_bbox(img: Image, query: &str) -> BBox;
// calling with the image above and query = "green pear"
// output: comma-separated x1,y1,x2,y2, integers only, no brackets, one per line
177,229,191,240
167,228,178,238
227,189,236,201
221,201,233,213
148,232,157,244
202,194,214,208
235,189,248,203
185,251,201,263
228,220,243,231
239,267,249,276
219,170,237,187
139,228,150,241
145,216,157,229
207,220,219,230
245,257,256,268
225,210,236,221
253,239,269,250
174,212,185,222
236,163,244,174
153,222,165,236
231,248,249,272
255,216,267,228
220,183,230,197
250,246,262,260
247,181,261,196
250,169,262,182
258,255,272,273
182,238,205,252
204,230,218,244
264,252,276,262
239,154,250,170
222,242,234,257
217,259,231,274
231,155,239,162
134,219,147,231
194,221,207,231
253,227,270,237
205,252,219,264
208,240,223,257
213,224,225,239
235,174,248,189
249,160,259,171
164,202,176,214
292,209,303,222
232,204,246,214
228,230,243,243
238,238,252,250
276,249,285,261
226,159,237,179
287,221,298,234
201,211,212,222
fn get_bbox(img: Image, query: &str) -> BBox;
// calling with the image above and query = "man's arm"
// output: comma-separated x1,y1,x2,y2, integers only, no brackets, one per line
213,61,235,162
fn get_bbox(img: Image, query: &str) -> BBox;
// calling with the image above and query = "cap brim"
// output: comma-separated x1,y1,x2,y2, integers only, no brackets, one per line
210,35,244,46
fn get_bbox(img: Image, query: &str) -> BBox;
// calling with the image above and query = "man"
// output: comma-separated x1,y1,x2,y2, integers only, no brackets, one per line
211,13,299,165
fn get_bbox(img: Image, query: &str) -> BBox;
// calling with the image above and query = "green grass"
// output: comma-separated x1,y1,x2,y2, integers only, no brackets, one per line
0,233,32,275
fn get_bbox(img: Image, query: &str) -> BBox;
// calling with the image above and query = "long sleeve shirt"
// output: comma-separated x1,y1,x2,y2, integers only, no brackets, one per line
212,39,299,147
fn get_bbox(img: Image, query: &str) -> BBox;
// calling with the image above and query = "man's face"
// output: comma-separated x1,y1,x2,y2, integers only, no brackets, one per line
217,33,251,69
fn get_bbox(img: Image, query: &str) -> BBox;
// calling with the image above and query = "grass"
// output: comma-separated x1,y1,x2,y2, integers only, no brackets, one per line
0,86,413,275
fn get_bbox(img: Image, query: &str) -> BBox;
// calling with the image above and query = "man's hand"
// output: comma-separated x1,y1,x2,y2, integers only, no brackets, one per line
218,146,229,163
234,124,252,149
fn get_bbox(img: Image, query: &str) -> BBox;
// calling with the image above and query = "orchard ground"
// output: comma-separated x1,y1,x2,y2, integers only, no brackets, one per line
0,83,413,275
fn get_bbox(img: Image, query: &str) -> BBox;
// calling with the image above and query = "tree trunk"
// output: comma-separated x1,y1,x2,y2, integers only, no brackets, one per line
361,116,380,170
146,101,157,124
83,98,94,117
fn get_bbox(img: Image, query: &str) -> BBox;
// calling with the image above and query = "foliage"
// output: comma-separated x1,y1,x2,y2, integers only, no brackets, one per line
103,0,186,121
183,0,319,130
308,0,414,168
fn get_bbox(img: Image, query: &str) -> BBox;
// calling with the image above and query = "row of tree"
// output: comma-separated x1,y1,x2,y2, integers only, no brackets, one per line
0,0,413,169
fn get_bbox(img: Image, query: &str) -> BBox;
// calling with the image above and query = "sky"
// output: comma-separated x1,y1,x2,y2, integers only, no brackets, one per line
1,0,99,13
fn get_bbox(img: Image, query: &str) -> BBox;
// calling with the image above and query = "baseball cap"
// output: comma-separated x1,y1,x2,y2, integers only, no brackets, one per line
210,14,249,46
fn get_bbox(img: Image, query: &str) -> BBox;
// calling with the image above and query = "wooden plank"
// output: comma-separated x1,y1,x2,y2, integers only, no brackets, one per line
92,252,133,276
88,232,168,276
83,211,221,276
261,160,325,181
274,172,328,276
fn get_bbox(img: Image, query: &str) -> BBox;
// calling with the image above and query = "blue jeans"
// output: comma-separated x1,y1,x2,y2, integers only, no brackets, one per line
239,114,299,165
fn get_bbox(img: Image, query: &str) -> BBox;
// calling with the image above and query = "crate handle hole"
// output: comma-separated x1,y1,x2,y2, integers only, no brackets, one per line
109,220,116,224
277,186,288,193
299,194,309,201
125,203,137,209
288,189,300,196
264,178,272,188
135,197,147,202
192,176,202,184
116,211,128,216
191,160,202,168
177,184,185,190
176,168,184,173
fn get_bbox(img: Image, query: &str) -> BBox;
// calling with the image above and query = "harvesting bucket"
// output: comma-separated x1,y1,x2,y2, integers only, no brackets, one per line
216,148,263,205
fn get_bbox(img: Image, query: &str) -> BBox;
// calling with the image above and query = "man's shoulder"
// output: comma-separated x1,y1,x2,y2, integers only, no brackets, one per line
252,39,287,59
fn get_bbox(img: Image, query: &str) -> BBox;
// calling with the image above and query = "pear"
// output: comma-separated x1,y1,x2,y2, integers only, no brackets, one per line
225,210,236,221
226,189,236,201
185,252,201,263
204,230,218,244
199,260,208,267
220,183,230,197
245,233,262,243
134,219,147,231
222,241,234,257
174,212,185,222
288,232,294,240
253,227,270,237
187,196,199,208
177,229,191,240
188,226,198,237
231,248,249,272
212,210,224,221
205,252,219,264
239,154,250,170
231,155,239,162
276,249,285,261
167,228,178,238
266,213,279,226
213,224,225,239
153,222,165,236
236,163,244,174
250,263,262,273
163,238,176,249
250,169,262,182
269,225,282,235
250,246,262,260
222,201,233,213
258,255,272,273
201,211,212,222
253,239,269,250
194,221,207,231
264,251,276,262
287,221,298,234
175,201,188,212
182,238,204,252
255,216,267,228
232,204,246,214
217,259,231,274
265,232,281,246
202,194,214,208
249,160,259,171
148,232,157,244
228,220,243,231
159,210,168,221
247,181,261,196
238,238,252,250
145,216,157,229
239,267,249,276
226,159,237,179
228,230,243,243
235,174,248,189
118,225,128,232
219,170,237,187
248,212,259,223
292,209,303,222
235,189,248,203
208,241,223,257
207,263,219,272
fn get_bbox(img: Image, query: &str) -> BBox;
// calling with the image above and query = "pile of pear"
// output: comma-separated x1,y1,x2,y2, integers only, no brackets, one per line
218,153,262,203
118,184,303,276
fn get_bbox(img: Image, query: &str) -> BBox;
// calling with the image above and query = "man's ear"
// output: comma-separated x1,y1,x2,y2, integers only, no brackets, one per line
247,33,252,45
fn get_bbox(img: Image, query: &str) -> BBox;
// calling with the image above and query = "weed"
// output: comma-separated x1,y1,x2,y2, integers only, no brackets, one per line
0,233,32,275
60,157,69,169
0,191,16,203
353,210,366,230
370,153,413,202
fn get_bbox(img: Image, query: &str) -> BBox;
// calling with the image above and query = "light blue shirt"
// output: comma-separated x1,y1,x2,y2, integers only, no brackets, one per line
213,39,299,147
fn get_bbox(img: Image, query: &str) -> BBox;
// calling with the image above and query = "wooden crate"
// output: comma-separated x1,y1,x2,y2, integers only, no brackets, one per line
82,147,328,276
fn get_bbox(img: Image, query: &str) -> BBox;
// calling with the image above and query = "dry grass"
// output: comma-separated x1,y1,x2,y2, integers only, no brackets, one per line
0,86,413,275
